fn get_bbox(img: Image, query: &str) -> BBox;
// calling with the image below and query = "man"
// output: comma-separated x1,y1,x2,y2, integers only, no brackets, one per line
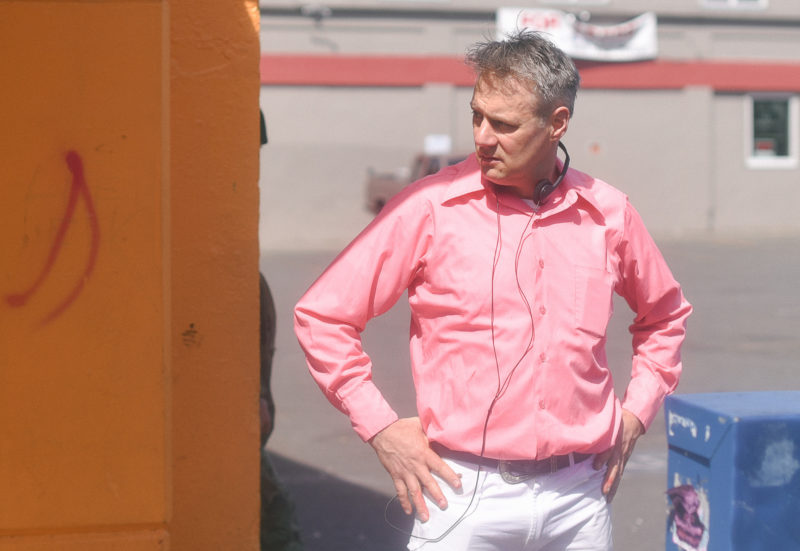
294,31,691,550
260,111,304,551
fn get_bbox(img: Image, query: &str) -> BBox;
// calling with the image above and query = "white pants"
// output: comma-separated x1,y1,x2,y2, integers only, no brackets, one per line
408,455,612,551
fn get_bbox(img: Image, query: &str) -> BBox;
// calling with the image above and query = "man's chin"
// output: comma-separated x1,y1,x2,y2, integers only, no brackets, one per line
484,175,530,197
481,167,506,182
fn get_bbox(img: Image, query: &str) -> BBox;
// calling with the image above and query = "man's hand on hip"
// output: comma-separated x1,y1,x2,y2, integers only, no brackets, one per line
369,417,462,522
593,408,645,503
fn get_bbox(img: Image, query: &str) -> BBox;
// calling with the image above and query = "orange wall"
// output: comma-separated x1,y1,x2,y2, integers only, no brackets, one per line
0,1,260,549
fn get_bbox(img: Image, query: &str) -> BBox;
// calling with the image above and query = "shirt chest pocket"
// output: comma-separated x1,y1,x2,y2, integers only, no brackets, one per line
574,265,614,338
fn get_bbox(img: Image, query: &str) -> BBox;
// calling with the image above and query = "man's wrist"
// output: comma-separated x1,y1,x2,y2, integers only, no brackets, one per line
621,408,646,438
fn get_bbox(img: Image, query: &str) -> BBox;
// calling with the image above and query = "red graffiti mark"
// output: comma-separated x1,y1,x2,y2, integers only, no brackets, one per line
6,151,100,323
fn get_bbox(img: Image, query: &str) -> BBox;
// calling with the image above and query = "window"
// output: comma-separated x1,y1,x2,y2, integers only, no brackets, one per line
702,0,767,9
746,95,798,169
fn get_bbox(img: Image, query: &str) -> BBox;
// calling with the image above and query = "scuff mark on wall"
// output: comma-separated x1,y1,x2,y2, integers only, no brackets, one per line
5,150,100,324
181,323,203,347
748,437,800,487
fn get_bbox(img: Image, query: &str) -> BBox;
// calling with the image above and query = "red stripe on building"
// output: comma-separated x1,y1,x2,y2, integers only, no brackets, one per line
577,60,800,92
261,54,800,92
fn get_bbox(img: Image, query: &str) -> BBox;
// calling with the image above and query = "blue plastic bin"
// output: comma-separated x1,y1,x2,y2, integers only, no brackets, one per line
664,392,800,550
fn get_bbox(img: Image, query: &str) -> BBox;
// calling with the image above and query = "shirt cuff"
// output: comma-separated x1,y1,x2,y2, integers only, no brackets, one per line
339,382,400,442
621,375,668,431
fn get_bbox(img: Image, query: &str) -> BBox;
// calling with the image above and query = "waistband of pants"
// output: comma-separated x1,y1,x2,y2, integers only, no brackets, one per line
430,442,593,476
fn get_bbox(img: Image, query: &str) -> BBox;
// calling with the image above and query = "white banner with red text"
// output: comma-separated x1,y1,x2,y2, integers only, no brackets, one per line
496,8,658,62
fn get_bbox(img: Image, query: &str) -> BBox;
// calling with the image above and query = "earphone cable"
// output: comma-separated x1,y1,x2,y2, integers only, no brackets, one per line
384,191,538,543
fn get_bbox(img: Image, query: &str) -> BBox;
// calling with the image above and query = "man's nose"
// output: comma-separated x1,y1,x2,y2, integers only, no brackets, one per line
473,120,497,147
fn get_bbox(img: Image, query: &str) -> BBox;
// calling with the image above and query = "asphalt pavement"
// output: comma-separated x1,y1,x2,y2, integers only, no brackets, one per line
260,236,800,551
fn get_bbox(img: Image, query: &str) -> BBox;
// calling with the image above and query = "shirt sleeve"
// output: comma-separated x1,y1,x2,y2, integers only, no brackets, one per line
615,201,692,430
293,187,434,442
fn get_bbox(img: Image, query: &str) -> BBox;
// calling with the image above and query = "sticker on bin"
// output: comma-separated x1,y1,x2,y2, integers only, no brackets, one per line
667,480,709,551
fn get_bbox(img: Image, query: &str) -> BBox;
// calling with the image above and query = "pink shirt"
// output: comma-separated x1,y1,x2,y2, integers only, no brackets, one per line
294,155,691,460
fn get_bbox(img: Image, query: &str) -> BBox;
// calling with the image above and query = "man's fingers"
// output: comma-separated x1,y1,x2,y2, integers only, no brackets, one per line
603,458,624,503
370,419,468,521
601,445,627,503
407,482,431,522
595,410,644,503
392,471,434,520
398,449,460,519
602,461,619,495
387,459,444,521
418,467,452,512
428,453,462,492
604,475,621,503
392,479,413,515
593,448,612,471
370,418,438,519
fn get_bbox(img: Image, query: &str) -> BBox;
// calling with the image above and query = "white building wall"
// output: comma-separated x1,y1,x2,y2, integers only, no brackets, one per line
567,87,715,236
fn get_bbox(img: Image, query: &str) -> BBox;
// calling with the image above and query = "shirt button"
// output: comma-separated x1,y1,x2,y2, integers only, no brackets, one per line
539,259,545,269
539,306,547,315
539,353,546,362
539,400,546,409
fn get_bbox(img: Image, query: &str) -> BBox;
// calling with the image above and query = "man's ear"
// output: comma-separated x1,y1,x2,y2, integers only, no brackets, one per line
550,106,570,142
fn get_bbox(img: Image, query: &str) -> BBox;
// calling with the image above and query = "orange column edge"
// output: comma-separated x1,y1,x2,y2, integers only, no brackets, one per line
169,0,262,550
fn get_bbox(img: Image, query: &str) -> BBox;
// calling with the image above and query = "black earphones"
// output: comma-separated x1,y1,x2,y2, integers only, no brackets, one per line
532,141,570,206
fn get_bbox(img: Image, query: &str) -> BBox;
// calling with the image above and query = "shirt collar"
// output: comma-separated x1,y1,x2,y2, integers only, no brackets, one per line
545,171,607,222
441,154,487,204
442,154,606,223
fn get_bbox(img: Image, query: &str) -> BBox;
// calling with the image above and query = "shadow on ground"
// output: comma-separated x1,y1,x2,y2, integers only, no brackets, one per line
269,451,414,551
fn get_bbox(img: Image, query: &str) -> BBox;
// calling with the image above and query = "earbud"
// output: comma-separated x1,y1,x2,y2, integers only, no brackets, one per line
533,141,570,206
533,179,556,205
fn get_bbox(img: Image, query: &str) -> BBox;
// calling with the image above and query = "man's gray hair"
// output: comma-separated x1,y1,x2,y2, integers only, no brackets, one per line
466,30,580,118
